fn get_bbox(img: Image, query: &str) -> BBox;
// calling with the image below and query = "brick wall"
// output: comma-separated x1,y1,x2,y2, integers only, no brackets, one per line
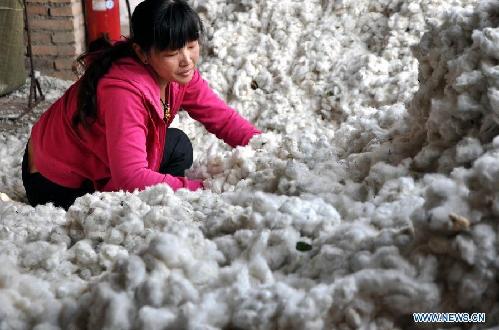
26,0,86,80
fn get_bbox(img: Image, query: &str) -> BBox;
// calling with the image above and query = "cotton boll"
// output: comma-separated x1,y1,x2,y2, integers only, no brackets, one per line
404,1,499,177
244,191,282,214
115,214,145,240
488,87,499,120
493,194,499,217
275,286,325,330
242,229,269,260
419,174,474,232
373,177,421,209
98,244,129,270
457,93,482,114
317,233,416,281
457,273,489,309
49,226,71,248
232,287,280,330
354,270,440,313
226,168,243,186
281,160,309,185
473,27,499,61
471,151,499,191
259,212,292,235
68,192,151,250
423,174,459,203
181,292,232,329
86,282,134,330
69,239,97,267
258,229,298,271
453,70,483,93
365,161,411,191
20,241,65,271
278,197,341,236
135,263,170,307
55,280,87,300
3,0,499,328
163,271,200,306
310,245,349,279
454,235,476,265
105,228,125,245
0,202,67,248
411,254,439,283
112,255,146,290
205,176,224,194
136,183,176,206
12,275,63,326
138,306,176,330
210,207,252,236
185,259,220,286
213,235,240,264
350,250,373,273
481,60,499,88
455,137,484,163
147,233,195,269
32,323,60,330
143,202,198,230
0,192,11,201
380,189,416,226
0,136,28,201
372,225,416,250
0,296,25,328
471,224,496,267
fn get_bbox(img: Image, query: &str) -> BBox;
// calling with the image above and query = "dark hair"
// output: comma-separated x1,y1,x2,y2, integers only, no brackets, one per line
73,0,204,128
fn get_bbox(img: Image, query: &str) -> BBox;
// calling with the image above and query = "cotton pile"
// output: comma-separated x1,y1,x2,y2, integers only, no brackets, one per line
0,0,498,329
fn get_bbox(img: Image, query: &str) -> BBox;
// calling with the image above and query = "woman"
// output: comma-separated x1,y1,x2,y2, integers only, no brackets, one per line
22,0,261,210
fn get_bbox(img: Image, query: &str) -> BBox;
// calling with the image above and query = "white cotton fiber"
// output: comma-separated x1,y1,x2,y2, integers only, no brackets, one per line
138,306,176,330
20,241,65,270
86,283,133,330
0,192,11,201
472,151,499,190
2,0,499,328
455,137,484,163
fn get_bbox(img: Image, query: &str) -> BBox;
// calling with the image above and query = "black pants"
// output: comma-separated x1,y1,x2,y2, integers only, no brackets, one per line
22,128,193,210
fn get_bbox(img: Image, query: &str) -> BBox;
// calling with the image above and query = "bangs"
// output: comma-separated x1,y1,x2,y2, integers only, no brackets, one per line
153,2,202,51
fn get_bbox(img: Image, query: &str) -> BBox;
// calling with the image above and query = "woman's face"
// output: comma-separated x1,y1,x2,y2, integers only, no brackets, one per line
143,40,200,86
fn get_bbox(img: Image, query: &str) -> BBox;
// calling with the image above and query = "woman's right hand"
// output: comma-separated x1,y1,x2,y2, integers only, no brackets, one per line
185,178,204,191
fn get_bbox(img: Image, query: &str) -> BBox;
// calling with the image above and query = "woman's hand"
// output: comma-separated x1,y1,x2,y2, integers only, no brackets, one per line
185,178,204,191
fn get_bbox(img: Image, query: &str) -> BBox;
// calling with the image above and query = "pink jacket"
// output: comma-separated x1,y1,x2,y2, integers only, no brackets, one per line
30,57,260,192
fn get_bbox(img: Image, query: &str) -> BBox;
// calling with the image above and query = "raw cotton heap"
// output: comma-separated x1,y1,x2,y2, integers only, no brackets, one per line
1,0,498,329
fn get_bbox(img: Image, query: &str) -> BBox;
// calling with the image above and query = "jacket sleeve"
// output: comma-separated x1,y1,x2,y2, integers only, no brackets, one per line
98,81,202,192
181,70,261,147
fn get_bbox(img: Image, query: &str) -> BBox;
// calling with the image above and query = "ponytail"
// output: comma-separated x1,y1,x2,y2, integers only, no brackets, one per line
73,37,134,129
